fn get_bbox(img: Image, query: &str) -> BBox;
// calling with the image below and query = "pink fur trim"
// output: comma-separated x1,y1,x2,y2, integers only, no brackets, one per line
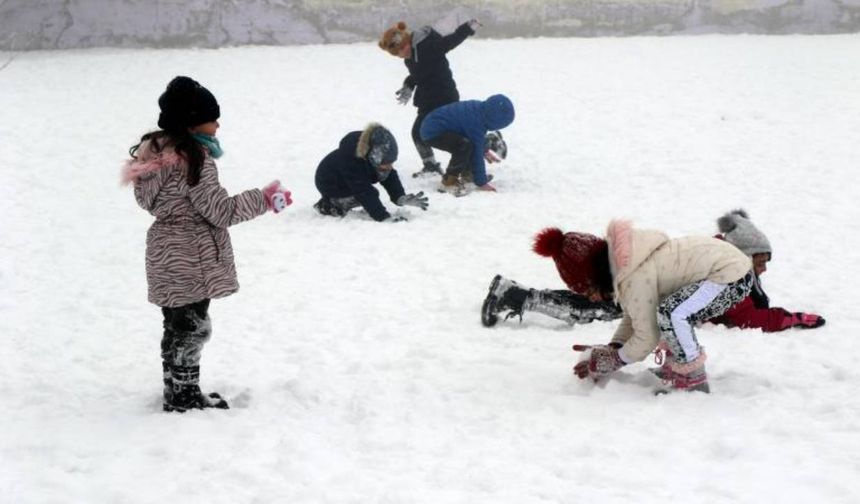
606,219,633,270
669,350,707,374
120,152,184,185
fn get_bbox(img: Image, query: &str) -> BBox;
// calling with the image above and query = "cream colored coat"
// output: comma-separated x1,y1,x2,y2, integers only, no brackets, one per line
606,220,751,362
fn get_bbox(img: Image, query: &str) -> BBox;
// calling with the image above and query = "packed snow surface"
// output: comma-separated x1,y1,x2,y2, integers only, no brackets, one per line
1,35,859,503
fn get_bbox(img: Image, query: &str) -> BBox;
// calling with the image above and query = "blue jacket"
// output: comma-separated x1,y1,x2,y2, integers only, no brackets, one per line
419,94,515,186
315,131,406,222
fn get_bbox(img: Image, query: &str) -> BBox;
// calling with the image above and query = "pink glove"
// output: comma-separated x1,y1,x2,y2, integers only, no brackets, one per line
572,344,625,380
262,180,293,213
792,312,825,329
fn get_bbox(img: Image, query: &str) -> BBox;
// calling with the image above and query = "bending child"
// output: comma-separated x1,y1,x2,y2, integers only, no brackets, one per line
482,210,825,334
531,222,753,393
420,94,515,194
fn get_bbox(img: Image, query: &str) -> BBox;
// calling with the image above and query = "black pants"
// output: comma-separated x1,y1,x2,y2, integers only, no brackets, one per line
525,288,623,325
425,132,473,177
412,112,436,163
161,299,211,373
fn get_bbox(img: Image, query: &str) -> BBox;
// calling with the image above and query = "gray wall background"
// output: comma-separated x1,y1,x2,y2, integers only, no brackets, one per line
2,0,860,51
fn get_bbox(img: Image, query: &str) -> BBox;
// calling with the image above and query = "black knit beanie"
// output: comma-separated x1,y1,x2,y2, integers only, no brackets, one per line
157,76,220,131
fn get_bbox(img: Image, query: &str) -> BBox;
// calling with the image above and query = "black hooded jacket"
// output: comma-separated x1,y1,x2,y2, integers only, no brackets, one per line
403,23,474,114
314,131,406,222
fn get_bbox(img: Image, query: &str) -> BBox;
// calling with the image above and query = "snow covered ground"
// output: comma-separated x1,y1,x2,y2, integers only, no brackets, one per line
2,34,860,503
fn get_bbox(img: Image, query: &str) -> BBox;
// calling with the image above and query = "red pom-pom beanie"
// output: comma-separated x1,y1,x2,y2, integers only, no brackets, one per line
533,227,612,294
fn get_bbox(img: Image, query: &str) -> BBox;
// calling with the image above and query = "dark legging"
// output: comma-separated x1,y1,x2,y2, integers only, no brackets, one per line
657,273,754,363
525,289,623,325
161,299,211,385
412,113,436,163
425,132,473,177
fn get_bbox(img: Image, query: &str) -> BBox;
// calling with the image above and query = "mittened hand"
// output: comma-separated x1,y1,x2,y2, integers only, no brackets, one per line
397,192,429,210
467,19,482,31
395,85,413,105
573,344,626,380
793,312,826,329
262,180,293,213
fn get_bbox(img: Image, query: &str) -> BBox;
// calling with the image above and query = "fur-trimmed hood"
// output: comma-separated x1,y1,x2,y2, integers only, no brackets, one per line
606,219,668,293
355,123,381,160
120,139,185,185
354,123,398,167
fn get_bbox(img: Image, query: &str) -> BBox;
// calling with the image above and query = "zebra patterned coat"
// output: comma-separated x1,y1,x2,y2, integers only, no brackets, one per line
123,139,267,307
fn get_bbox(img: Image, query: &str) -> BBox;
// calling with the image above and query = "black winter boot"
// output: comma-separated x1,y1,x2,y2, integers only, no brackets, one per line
314,197,347,217
164,365,229,412
481,275,530,327
162,361,173,406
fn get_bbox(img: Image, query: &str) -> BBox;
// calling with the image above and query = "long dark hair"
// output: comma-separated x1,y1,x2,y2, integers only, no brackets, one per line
129,129,205,186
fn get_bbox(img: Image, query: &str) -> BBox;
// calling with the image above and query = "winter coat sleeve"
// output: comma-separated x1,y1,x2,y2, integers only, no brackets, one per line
468,130,489,186
188,158,267,228
404,75,416,90
380,170,407,204
440,23,475,53
613,265,662,363
611,314,634,347
342,170,390,222
709,296,797,333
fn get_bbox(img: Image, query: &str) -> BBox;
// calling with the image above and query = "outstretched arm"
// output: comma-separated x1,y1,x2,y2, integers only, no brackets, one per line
711,296,825,332
440,22,476,53
189,159,266,228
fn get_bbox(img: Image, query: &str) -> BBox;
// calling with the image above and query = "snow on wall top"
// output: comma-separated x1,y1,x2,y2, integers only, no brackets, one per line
0,0,858,51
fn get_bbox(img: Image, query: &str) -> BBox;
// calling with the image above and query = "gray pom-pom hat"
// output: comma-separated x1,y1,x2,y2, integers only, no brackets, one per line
717,209,772,257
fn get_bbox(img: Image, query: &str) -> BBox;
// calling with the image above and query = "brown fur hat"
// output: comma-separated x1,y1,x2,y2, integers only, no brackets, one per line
379,21,411,56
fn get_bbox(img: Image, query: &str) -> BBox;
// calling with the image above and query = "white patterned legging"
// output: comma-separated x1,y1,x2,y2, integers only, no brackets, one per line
657,272,754,364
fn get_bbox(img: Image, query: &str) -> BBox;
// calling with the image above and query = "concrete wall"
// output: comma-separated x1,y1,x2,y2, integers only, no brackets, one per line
1,0,859,51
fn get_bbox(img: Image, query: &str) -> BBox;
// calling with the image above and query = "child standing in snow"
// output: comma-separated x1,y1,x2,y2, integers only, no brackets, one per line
420,94,515,194
710,210,825,331
379,19,479,178
122,76,292,412
533,221,753,393
313,123,428,222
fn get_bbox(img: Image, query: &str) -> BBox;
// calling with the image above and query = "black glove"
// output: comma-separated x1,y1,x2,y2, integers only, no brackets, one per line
397,192,429,211
395,85,413,105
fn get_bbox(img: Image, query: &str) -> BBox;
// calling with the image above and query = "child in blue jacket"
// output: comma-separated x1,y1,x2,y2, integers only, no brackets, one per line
420,94,515,193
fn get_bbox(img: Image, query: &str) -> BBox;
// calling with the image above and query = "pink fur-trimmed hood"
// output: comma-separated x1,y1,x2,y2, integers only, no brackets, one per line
120,141,184,185
605,219,669,290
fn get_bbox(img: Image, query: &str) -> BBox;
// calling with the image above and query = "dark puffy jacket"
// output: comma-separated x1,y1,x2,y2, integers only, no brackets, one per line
420,95,515,186
315,131,406,222
404,23,474,114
